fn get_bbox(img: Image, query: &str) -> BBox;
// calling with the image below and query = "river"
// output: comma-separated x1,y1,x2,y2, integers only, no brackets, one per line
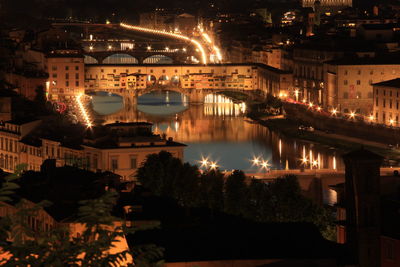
90,91,344,173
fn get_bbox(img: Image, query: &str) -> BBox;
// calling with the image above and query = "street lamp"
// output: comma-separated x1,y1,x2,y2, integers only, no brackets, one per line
368,114,374,122
316,106,322,112
349,111,356,120
147,46,151,51
331,108,338,116
209,161,218,170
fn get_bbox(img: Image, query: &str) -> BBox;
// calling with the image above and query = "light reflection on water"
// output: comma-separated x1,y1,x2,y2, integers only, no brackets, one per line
90,90,344,173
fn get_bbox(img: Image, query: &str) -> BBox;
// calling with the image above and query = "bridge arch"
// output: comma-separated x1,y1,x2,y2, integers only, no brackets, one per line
143,55,174,64
84,55,98,64
103,53,139,64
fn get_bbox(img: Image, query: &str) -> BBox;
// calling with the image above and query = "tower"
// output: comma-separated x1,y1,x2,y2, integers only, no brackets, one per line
343,148,382,267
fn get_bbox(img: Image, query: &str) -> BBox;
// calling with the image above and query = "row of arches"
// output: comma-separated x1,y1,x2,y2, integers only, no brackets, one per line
84,54,174,64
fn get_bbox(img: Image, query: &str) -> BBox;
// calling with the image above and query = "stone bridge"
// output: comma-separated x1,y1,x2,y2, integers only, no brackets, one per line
86,85,259,103
84,50,189,64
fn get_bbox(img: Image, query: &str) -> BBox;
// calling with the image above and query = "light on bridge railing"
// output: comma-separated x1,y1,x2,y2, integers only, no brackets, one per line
119,22,208,64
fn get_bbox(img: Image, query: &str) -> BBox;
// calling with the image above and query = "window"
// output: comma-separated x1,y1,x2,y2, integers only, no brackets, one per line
65,73,69,79
343,92,349,99
150,69,153,73
383,99,386,108
370,70,373,75
344,80,348,85
75,73,79,79
52,66,57,71
357,70,361,75
376,98,379,106
390,100,392,109
65,66,69,71
162,69,166,73
113,69,116,73
356,92,362,99
52,73,57,78
101,69,104,73
111,158,118,170
65,81,69,87
130,156,137,169
75,81,79,87
390,90,393,97
344,70,348,75
356,80,361,85
93,155,98,169
75,66,79,70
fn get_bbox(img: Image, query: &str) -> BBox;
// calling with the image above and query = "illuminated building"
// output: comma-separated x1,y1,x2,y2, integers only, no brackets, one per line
0,120,185,181
46,49,85,101
84,63,292,98
372,78,400,126
324,57,400,115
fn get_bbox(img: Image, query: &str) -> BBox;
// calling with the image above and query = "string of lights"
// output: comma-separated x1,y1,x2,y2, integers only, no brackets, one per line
120,22,208,64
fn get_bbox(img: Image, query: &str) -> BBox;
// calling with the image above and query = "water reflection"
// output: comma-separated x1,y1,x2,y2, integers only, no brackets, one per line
90,90,344,172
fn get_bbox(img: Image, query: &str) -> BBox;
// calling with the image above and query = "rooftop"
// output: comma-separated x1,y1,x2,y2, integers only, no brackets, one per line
372,78,400,88
326,55,400,66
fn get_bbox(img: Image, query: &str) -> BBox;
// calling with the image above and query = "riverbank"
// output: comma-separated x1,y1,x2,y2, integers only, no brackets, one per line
256,117,400,160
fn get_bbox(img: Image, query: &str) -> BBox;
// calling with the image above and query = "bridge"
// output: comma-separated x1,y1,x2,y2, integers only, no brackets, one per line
84,49,190,64
84,63,275,103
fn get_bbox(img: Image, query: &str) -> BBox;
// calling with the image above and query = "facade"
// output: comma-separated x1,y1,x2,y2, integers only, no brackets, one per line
46,49,85,101
4,72,47,100
324,58,400,115
372,78,400,126
0,119,42,173
0,120,185,181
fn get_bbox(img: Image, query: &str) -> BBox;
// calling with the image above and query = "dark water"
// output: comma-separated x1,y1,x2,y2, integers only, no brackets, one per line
91,91,344,173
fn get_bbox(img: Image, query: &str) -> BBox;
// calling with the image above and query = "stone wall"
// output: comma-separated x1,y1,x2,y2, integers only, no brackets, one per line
284,103,400,145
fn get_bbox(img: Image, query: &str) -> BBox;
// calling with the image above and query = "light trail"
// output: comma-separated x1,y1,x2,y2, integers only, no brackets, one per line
120,22,208,64
76,94,92,128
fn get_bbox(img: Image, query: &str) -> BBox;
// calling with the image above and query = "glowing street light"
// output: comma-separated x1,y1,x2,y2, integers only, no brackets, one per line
368,115,374,122
165,47,169,51
119,22,208,64
209,161,218,170
89,45,93,51
349,111,356,119
108,45,112,50
316,106,322,112
147,46,151,50
331,108,338,116
301,156,308,166
251,156,261,166
76,94,92,128
389,119,395,125
308,102,313,108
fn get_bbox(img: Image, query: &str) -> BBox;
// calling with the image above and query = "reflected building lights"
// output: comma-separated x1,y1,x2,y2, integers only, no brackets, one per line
204,94,247,116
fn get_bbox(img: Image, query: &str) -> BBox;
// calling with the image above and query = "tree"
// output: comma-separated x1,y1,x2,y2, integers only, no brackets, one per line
34,85,46,109
0,166,164,266
199,170,224,212
137,151,181,196
224,170,247,216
